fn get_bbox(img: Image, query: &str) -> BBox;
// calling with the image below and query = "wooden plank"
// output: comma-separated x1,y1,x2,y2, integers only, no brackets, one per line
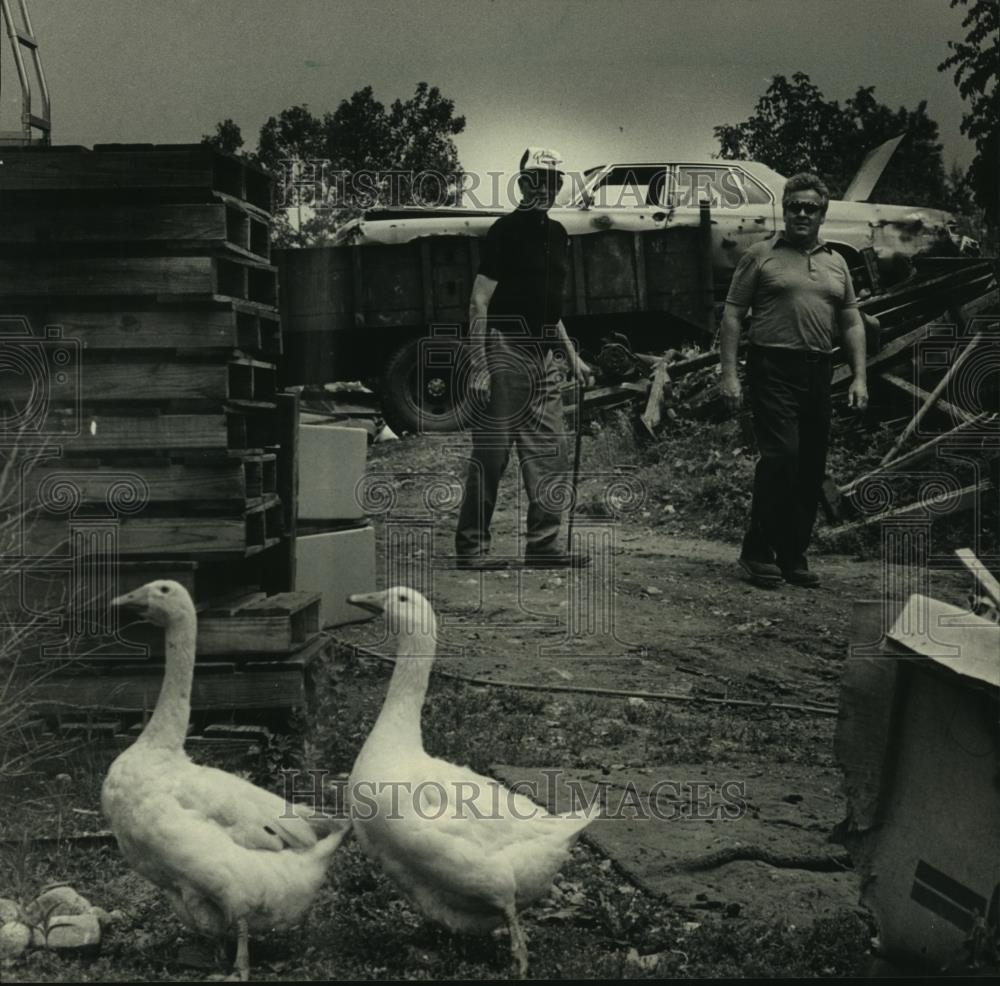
23,461,249,506
265,392,299,594
5,358,230,404
0,203,229,248
632,233,648,310
822,480,991,538
834,599,907,835
0,256,277,303
839,413,995,499
879,372,980,427
0,144,274,213
30,668,305,714
25,305,250,350
419,240,434,321
878,332,984,464
0,146,226,193
26,517,251,557
47,413,230,452
832,322,935,386
955,548,1000,607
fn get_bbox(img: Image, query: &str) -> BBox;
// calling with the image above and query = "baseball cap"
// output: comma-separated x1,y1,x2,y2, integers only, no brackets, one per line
519,146,565,175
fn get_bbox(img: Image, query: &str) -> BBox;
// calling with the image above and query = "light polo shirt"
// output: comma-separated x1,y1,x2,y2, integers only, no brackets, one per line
726,236,858,352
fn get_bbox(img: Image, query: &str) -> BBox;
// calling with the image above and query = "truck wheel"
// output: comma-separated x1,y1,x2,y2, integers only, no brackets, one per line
379,338,472,434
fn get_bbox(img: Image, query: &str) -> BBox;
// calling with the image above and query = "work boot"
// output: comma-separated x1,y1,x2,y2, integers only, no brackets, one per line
780,564,821,587
738,556,783,587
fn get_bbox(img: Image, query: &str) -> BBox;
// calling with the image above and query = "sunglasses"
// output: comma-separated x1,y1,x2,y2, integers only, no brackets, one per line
785,200,823,216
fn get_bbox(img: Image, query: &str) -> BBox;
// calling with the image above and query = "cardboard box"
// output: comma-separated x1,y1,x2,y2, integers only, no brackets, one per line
295,526,376,628
836,595,1000,971
298,423,367,521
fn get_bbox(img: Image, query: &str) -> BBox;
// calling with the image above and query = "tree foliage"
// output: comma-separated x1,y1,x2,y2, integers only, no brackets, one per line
204,83,466,245
714,72,953,208
939,0,998,225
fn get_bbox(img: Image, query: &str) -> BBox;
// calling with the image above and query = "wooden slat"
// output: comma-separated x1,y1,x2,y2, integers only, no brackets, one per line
839,414,995,499
26,305,254,350
822,480,991,538
0,144,274,214
6,359,230,404
266,392,299,594
832,322,936,386
26,517,250,557
23,461,249,506
0,203,229,247
30,669,305,714
47,413,230,452
879,373,979,426
955,548,1000,607
0,256,277,304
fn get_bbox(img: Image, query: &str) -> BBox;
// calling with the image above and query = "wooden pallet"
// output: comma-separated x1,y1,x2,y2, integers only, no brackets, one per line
0,143,273,212
112,590,322,657
27,632,330,721
43,407,280,453
0,200,271,263
0,255,278,306
4,354,278,406
24,494,285,559
21,454,278,508
10,300,282,358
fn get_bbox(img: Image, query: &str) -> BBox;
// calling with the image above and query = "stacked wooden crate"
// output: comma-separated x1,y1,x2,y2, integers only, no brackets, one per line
0,143,324,739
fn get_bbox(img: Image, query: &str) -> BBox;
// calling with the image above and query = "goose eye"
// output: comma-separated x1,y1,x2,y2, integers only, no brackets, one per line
398,593,406,602
159,585,169,594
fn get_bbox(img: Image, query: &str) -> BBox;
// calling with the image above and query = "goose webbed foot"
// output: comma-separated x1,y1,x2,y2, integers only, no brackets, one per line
504,906,529,978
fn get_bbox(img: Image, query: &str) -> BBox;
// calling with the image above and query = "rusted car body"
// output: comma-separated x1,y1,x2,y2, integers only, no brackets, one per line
335,138,974,285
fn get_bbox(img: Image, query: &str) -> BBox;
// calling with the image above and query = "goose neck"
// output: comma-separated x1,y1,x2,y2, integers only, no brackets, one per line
140,617,196,749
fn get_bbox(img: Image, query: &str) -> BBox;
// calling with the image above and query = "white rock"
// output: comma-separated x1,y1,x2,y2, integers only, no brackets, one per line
0,921,31,959
32,886,92,921
627,697,648,710
644,586,663,596
44,913,102,953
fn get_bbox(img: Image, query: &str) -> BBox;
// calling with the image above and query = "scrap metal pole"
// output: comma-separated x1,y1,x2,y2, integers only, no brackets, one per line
566,380,585,554
698,200,715,336
879,332,983,466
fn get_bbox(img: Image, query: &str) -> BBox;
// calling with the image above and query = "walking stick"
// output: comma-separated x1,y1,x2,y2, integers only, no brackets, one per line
566,379,586,554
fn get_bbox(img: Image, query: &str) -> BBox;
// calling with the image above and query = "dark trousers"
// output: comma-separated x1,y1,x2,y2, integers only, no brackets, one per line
455,336,567,557
742,346,832,569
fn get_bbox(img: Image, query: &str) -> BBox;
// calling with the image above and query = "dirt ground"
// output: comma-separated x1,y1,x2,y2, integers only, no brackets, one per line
332,429,971,930
339,430,967,701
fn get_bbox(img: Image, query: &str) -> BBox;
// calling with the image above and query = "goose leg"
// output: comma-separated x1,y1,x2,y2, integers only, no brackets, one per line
233,919,250,981
504,906,529,978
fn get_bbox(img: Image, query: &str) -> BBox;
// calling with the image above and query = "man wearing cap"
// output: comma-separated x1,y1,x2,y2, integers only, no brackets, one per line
454,147,594,570
719,172,868,587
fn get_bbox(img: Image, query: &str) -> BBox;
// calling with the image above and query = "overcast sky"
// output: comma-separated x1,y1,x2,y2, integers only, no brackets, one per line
5,0,977,179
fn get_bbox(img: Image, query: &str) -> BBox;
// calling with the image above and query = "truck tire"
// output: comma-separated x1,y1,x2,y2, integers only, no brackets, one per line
379,337,472,434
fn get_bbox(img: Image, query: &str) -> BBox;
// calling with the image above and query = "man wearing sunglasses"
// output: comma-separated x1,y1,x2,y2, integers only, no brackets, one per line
719,173,868,587
454,146,594,570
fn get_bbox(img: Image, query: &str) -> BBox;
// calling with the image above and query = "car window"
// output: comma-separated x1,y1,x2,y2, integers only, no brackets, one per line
674,166,772,208
589,166,669,208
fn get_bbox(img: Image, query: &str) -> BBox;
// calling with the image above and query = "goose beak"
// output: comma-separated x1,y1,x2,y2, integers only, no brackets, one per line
111,587,147,614
347,591,385,615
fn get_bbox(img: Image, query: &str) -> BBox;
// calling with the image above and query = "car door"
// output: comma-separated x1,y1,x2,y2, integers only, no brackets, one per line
668,164,777,274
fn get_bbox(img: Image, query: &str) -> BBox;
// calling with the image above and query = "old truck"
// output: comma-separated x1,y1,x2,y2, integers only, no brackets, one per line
276,137,976,433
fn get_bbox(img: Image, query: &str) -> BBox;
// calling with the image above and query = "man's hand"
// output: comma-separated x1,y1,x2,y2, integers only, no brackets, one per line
573,357,595,388
720,370,742,412
848,377,868,410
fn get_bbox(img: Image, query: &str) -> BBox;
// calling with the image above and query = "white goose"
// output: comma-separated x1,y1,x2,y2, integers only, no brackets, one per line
102,580,348,981
346,586,599,976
